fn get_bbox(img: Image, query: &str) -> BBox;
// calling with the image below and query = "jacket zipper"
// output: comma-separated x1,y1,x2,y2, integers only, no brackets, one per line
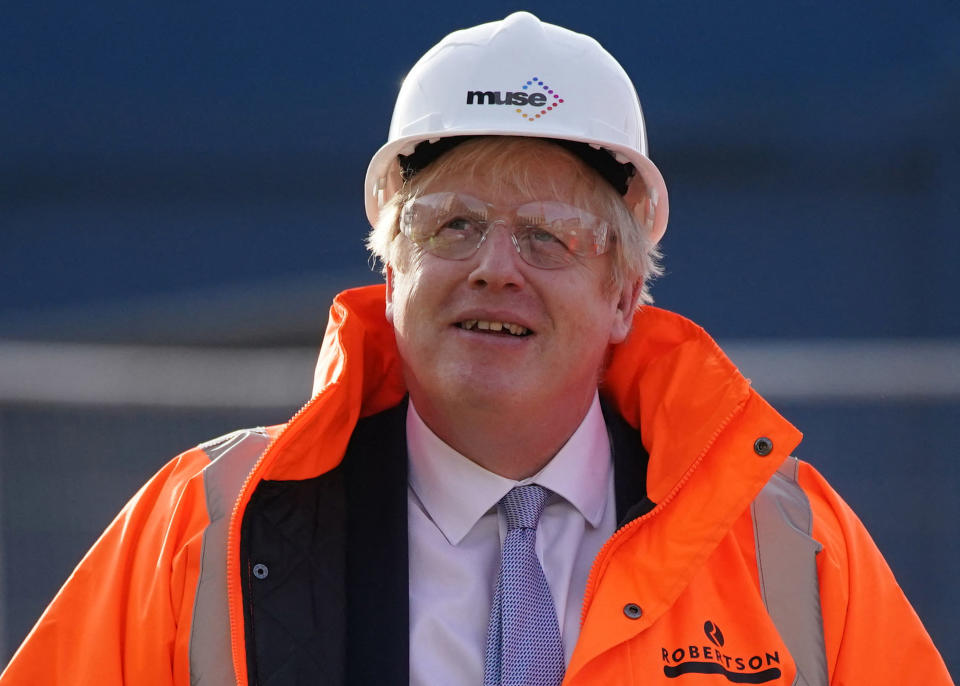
224,384,331,686
579,401,746,628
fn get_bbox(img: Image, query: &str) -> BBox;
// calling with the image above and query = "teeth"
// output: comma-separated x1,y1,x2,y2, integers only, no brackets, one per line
459,320,530,336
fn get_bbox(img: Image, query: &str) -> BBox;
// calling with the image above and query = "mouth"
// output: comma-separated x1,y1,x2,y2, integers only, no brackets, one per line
457,319,531,337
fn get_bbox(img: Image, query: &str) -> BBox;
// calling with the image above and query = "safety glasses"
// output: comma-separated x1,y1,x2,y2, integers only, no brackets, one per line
399,192,612,269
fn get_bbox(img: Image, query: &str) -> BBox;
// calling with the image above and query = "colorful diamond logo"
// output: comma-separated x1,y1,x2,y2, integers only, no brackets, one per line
517,75,564,122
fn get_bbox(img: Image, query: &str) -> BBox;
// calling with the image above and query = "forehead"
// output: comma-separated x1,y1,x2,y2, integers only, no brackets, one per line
411,137,607,206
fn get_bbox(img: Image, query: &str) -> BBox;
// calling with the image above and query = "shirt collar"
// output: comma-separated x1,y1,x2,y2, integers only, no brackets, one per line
407,393,611,545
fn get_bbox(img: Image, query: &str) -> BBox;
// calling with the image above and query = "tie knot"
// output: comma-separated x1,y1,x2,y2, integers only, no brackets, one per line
500,484,550,531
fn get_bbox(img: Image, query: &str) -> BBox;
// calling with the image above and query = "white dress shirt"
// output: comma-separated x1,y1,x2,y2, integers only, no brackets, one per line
407,394,617,686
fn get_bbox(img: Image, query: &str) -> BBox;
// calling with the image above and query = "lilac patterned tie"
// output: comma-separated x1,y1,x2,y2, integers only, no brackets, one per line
483,484,565,686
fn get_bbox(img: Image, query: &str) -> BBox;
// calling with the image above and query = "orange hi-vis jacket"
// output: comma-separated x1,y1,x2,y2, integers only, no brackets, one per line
1,285,952,685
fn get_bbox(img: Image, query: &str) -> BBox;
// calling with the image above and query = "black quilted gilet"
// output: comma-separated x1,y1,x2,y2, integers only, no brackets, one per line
240,404,410,686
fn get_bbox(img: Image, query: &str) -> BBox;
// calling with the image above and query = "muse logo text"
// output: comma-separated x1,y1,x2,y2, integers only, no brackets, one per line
465,76,565,122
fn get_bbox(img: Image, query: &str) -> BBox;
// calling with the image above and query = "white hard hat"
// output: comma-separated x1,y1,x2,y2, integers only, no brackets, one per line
364,11,669,244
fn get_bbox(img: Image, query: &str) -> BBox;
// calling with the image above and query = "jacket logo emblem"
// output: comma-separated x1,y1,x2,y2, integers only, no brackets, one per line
661,620,782,683
465,75,565,122
704,620,724,647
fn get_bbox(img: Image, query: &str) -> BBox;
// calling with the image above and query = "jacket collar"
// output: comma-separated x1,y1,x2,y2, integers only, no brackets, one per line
273,285,798,495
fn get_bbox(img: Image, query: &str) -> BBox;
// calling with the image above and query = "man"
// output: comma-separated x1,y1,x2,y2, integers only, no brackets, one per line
1,11,952,686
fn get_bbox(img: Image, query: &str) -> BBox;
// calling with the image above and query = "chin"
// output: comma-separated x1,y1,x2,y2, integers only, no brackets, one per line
432,369,538,409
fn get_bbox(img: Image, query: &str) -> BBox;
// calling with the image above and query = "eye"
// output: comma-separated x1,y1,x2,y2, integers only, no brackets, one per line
433,215,485,243
427,214,485,253
528,227,565,245
517,221,570,248
441,216,476,233
515,225,573,267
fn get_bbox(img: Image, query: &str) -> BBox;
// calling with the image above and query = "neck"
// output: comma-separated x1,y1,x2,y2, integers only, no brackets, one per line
410,389,596,480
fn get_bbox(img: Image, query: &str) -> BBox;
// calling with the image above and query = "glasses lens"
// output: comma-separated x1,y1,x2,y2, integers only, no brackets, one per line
401,192,488,260
514,201,609,269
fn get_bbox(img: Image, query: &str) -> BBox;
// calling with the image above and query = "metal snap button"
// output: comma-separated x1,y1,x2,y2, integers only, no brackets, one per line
252,563,269,580
753,437,773,456
623,603,643,619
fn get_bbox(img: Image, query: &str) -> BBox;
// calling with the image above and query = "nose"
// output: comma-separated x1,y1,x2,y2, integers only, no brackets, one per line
468,221,526,290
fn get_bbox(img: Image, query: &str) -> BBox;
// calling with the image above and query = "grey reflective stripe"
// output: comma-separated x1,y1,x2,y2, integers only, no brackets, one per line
189,429,271,686
751,457,829,686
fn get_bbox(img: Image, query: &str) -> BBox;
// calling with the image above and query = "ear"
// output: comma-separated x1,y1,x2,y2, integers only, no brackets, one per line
608,278,642,345
384,265,396,324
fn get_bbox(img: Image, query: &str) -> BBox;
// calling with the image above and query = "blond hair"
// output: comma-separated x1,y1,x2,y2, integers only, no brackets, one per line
366,137,662,304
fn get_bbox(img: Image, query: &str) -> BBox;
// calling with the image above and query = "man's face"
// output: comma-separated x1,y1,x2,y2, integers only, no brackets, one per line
385,140,639,424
